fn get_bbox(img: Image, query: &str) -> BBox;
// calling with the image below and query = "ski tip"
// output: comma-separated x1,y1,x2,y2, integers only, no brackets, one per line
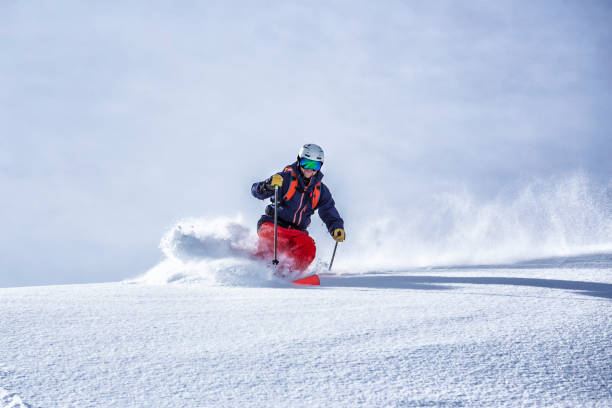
292,274,321,286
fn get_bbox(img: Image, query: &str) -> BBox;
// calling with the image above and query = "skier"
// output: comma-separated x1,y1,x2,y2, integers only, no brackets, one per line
251,143,345,276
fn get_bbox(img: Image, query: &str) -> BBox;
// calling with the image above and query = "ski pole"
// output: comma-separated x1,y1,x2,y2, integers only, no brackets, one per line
273,185,279,266
328,241,339,271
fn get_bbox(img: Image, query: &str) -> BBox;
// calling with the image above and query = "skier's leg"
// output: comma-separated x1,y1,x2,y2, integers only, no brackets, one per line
255,222,275,259
256,222,293,273
286,230,316,273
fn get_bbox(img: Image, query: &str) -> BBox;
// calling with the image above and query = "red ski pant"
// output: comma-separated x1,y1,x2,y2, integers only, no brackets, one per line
255,222,316,273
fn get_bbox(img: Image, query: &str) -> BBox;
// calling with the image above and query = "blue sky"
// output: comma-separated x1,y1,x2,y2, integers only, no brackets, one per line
1,1,611,287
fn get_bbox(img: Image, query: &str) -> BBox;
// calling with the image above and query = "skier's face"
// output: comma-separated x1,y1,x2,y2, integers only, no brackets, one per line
300,167,317,179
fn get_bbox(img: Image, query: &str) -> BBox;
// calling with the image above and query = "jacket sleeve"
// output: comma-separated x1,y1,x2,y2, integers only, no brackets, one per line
251,171,291,200
316,184,344,235
251,180,274,200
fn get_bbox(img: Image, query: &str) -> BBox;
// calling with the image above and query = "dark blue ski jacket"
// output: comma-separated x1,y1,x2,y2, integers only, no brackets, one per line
251,162,344,236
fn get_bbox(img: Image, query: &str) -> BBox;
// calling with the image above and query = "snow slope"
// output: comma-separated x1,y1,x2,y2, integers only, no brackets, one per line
0,387,30,408
1,260,611,407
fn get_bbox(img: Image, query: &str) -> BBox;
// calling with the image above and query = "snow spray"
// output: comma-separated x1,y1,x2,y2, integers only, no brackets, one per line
338,172,612,272
127,216,275,286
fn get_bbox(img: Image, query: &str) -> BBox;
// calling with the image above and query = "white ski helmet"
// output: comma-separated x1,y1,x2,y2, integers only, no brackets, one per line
298,143,324,163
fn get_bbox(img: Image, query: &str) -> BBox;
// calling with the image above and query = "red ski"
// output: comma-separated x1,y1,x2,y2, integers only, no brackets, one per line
291,274,320,285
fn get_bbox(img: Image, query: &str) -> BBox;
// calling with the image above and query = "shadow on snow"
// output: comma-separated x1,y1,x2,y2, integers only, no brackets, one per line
322,275,612,299
432,252,612,270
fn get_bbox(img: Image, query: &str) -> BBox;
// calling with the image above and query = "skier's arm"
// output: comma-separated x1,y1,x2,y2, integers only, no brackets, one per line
251,180,274,199
251,173,288,200
317,184,344,236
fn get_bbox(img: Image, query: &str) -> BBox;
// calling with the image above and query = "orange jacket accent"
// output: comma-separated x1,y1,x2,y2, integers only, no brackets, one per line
283,166,299,201
311,182,322,209
283,166,321,209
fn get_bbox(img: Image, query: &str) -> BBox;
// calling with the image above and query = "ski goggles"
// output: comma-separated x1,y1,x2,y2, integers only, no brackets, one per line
299,157,323,171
